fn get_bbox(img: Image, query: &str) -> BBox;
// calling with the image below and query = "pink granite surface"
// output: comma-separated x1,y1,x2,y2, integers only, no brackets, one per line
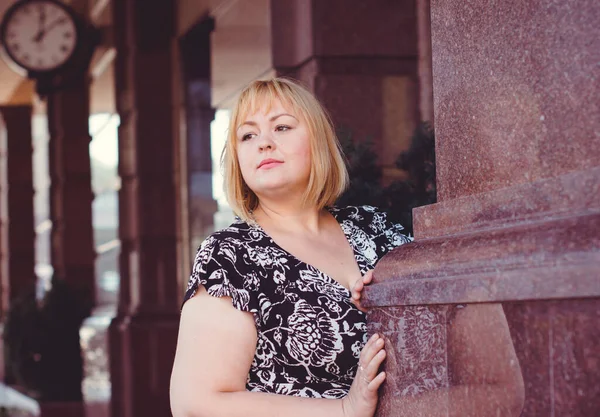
369,306,450,417
431,0,600,201
271,0,422,172
312,0,417,57
503,300,600,416
413,167,600,239
271,0,418,69
366,1,600,415
364,210,600,307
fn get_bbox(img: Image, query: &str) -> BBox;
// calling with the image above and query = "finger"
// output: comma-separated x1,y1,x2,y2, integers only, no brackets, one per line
351,280,363,300
363,270,374,285
350,286,367,312
364,332,379,347
360,335,384,369
367,371,386,392
365,348,386,379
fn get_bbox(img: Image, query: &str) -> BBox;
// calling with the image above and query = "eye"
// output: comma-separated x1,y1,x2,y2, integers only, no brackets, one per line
241,133,255,141
275,125,291,132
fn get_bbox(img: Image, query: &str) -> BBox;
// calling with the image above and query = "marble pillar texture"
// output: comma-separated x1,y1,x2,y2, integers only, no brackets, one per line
180,19,217,252
107,1,182,417
0,106,35,386
271,0,422,177
47,79,96,312
0,106,35,314
363,0,600,416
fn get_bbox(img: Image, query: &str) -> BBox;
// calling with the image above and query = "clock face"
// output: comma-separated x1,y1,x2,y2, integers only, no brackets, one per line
1,0,78,72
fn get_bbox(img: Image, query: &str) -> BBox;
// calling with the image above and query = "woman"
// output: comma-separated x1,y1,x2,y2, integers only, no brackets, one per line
170,78,411,417
169,78,525,417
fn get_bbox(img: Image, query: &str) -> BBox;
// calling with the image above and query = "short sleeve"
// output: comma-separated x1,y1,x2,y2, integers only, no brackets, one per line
183,236,260,319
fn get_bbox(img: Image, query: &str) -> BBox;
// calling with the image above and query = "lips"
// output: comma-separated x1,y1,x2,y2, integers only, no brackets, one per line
258,158,283,169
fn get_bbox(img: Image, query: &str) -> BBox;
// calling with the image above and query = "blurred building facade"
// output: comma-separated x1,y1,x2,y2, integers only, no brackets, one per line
0,0,432,416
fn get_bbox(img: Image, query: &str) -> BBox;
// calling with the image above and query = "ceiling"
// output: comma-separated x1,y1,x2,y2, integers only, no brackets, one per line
210,0,272,108
0,0,272,112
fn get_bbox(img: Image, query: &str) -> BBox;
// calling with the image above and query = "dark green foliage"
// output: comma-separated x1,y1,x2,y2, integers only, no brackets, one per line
3,277,87,402
337,128,386,209
337,122,437,235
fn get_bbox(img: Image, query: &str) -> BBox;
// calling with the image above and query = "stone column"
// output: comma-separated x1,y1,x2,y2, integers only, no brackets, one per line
108,1,183,416
0,106,35,313
180,18,217,252
416,0,434,125
271,0,422,180
365,0,600,416
47,78,96,311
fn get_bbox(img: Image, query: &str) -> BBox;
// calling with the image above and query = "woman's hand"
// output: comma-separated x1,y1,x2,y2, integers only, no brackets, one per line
351,270,374,312
342,333,387,417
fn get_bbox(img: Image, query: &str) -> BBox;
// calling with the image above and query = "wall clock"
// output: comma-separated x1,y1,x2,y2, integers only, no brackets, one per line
0,0,82,75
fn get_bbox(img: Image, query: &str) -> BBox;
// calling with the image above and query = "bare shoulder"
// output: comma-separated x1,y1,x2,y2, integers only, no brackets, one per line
180,286,257,338
171,286,258,411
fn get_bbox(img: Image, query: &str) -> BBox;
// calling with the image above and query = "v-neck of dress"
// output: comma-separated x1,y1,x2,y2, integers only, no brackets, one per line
249,207,364,295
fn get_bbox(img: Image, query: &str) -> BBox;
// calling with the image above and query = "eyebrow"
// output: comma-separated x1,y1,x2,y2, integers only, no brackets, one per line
238,113,298,129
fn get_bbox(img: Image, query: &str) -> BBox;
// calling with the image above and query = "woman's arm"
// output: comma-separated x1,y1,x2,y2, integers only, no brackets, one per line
170,287,385,417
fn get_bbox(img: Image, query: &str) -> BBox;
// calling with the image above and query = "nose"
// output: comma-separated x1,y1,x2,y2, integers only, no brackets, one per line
257,132,276,152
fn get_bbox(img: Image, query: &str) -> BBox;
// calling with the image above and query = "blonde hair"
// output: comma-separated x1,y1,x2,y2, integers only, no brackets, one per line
223,78,349,223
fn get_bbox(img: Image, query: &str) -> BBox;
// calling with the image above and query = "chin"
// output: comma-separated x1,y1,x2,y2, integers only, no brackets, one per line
252,179,306,198
252,182,288,196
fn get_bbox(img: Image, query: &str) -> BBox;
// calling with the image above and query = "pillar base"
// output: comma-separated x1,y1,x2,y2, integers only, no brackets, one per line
109,312,179,417
365,168,600,416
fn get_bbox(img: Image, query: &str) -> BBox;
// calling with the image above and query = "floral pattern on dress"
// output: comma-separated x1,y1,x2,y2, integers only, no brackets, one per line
184,205,413,398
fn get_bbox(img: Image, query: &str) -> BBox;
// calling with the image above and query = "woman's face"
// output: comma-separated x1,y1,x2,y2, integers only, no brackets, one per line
236,99,312,201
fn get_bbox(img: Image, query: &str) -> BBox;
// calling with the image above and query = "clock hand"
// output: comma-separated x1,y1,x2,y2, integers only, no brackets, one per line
41,17,68,35
40,4,47,25
32,5,48,43
35,17,68,42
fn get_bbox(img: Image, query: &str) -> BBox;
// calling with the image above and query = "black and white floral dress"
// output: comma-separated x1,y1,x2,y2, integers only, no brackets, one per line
183,205,412,398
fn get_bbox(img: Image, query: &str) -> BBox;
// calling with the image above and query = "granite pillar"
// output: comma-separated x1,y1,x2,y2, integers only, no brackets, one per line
180,18,217,253
416,0,434,125
364,0,600,416
271,0,423,179
47,77,96,312
108,1,182,416
0,106,36,316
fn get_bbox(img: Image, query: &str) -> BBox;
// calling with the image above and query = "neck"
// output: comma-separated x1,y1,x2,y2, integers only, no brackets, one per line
253,198,325,235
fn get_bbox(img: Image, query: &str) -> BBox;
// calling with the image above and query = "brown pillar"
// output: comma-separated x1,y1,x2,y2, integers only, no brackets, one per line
416,0,434,125
271,0,421,179
180,18,218,252
47,76,96,312
0,105,35,314
365,0,600,416
109,1,182,416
